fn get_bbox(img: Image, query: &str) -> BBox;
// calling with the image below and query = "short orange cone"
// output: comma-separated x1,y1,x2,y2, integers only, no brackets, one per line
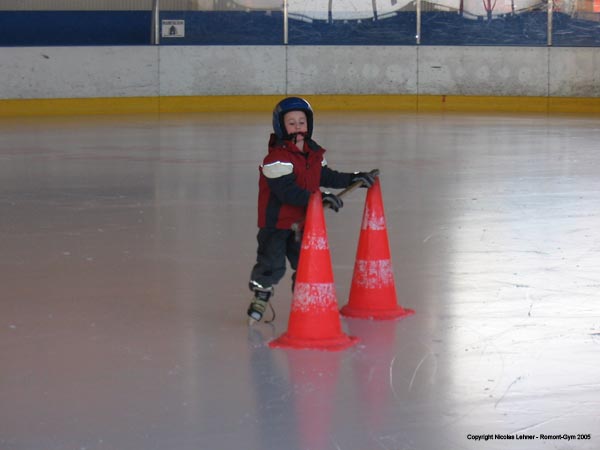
270,192,358,351
340,178,415,320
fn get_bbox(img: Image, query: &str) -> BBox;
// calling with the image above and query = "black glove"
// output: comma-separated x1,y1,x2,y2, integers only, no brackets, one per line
351,171,376,188
321,191,343,212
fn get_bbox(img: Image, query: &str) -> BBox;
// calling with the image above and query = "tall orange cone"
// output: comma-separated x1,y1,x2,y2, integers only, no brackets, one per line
340,178,415,320
270,192,358,351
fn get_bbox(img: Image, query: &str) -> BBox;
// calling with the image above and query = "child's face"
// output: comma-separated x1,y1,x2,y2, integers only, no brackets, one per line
283,111,308,136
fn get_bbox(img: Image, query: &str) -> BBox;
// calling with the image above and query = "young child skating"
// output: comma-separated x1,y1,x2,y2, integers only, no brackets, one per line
247,96,376,324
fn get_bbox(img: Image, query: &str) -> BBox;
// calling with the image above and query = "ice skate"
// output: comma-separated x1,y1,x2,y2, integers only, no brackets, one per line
247,286,274,325
247,298,269,325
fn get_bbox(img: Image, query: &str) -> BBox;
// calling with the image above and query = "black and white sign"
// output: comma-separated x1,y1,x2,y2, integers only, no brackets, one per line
161,20,185,38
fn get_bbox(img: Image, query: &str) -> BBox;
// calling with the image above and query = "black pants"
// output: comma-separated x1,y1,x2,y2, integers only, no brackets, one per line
249,228,301,291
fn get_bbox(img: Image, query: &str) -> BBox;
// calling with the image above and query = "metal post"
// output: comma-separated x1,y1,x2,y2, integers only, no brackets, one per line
283,0,288,44
547,0,553,46
416,0,421,44
152,0,160,45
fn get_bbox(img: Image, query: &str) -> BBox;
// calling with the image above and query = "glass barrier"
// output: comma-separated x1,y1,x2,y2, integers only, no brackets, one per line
420,0,548,45
0,0,599,46
0,0,153,46
553,0,600,46
287,0,417,44
159,1,283,45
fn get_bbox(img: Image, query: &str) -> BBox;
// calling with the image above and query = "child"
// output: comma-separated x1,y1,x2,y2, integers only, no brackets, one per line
247,96,376,324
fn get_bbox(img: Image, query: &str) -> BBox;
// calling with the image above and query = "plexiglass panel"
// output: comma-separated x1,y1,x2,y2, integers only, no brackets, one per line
420,0,547,45
288,0,417,45
553,0,600,46
159,1,284,45
0,0,152,46
158,13,284,45
1,0,600,46
0,11,153,45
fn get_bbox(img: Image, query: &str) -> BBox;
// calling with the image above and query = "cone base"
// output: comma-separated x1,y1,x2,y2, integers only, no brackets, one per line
269,333,359,351
340,305,415,320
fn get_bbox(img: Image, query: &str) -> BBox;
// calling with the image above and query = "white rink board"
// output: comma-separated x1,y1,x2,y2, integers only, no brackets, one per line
1,45,600,99
417,46,549,97
0,46,159,99
287,46,418,95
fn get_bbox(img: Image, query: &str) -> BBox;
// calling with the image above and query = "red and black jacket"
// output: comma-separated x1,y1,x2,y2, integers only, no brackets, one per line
257,134,353,229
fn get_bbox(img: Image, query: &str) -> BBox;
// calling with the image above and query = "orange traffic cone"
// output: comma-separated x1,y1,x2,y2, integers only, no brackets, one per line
340,178,415,320
270,192,358,351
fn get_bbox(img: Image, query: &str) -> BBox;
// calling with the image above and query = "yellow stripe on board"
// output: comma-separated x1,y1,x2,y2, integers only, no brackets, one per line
417,95,550,113
1,95,600,117
158,95,283,113
548,97,600,114
303,95,419,111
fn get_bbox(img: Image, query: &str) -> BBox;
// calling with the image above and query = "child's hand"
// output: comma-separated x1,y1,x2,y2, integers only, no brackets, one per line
351,171,377,188
321,192,343,212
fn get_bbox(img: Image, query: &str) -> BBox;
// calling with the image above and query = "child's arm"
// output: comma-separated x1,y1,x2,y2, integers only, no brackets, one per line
319,166,354,189
266,173,311,206
320,166,376,189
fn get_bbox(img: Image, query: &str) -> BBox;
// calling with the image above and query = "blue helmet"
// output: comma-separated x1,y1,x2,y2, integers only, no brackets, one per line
272,97,314,140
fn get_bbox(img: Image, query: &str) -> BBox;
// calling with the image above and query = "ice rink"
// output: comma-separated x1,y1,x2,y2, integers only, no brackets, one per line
1,111,599,450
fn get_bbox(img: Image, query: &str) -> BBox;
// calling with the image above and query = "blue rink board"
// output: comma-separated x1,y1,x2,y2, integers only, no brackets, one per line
0,11,152,46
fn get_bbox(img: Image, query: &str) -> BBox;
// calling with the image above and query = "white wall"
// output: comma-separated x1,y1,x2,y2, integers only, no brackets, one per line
0,47,159,99
159,46,286,96
418,47,548,96
286,46,418,95
549,47,600,97
1,45,599,100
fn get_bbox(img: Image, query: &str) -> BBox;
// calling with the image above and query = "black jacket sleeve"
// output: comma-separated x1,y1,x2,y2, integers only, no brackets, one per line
320,166,354,189
266,173,311,206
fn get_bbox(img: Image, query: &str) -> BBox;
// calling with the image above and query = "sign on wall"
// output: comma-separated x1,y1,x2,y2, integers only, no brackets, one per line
161,20,185,38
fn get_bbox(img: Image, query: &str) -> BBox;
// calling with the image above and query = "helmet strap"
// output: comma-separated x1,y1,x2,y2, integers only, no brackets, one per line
289,132,306,145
